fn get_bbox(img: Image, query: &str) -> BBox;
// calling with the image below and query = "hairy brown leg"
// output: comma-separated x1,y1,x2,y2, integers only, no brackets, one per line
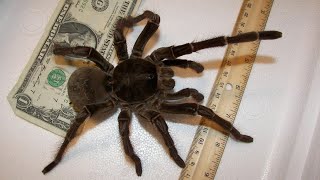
114,11,160,61
118,109,142,176
159,103,253,143
163,59,204,73
131,12,160,58
42,111,88,174
53,46,114,72
148,31,282,61
165,88,204,102
139,111,185,168
42,101,115,174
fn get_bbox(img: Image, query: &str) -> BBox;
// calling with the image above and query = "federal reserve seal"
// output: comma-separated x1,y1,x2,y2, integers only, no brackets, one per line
47,69,66,87
92,0,109,12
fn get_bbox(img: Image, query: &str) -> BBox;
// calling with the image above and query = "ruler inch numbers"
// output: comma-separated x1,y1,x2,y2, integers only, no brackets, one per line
179,0,274,179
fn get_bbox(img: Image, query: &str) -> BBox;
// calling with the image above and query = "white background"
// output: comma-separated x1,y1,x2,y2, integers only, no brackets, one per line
1,0,320,179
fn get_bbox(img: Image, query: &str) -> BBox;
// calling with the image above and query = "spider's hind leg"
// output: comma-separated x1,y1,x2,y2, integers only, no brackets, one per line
42,101,115,174
159,103,253,142
118,108,142,176
42,110,89,174
139,111,185,168
114,11,160,61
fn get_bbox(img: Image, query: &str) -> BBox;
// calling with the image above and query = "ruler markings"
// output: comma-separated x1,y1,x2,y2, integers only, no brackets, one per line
179,0,275,179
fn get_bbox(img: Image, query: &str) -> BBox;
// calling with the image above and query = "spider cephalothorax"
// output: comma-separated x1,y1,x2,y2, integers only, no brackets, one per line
42,10,281,176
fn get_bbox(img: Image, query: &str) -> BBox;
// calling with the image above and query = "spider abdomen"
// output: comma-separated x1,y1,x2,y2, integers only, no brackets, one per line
113,59,158,103
68,66,109,112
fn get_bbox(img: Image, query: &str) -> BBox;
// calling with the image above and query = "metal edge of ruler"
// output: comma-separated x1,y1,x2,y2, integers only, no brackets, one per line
179,0,275,179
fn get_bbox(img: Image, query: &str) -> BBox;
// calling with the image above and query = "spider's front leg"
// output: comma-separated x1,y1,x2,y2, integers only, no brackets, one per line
148,31,282,62
114,11,160,61
53,46,114,72
118,108,142,176
159,103,253,142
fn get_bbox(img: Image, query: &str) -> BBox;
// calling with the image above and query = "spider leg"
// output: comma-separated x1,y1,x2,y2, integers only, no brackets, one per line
42,101,115,174
163,59,204,73
159,103,253,143
114,11,160,61
139,111,185,168
53,46,114,72
131,11,160,58
148,31,282,61
165,88,204,102
118,108,142,176
42,110,88,174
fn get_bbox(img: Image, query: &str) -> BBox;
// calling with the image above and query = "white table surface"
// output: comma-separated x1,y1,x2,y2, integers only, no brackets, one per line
1,0,320,179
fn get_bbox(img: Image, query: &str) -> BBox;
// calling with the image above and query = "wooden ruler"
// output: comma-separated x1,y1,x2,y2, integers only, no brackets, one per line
179,0,275,179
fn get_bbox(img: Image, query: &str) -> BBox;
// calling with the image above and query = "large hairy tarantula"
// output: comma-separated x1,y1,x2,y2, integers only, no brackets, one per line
42,11,281,176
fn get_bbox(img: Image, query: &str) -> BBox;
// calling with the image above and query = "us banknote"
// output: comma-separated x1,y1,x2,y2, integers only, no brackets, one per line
8,0,141,136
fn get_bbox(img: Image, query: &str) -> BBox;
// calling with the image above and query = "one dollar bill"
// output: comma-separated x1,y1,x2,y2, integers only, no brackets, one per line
8,0,141,136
